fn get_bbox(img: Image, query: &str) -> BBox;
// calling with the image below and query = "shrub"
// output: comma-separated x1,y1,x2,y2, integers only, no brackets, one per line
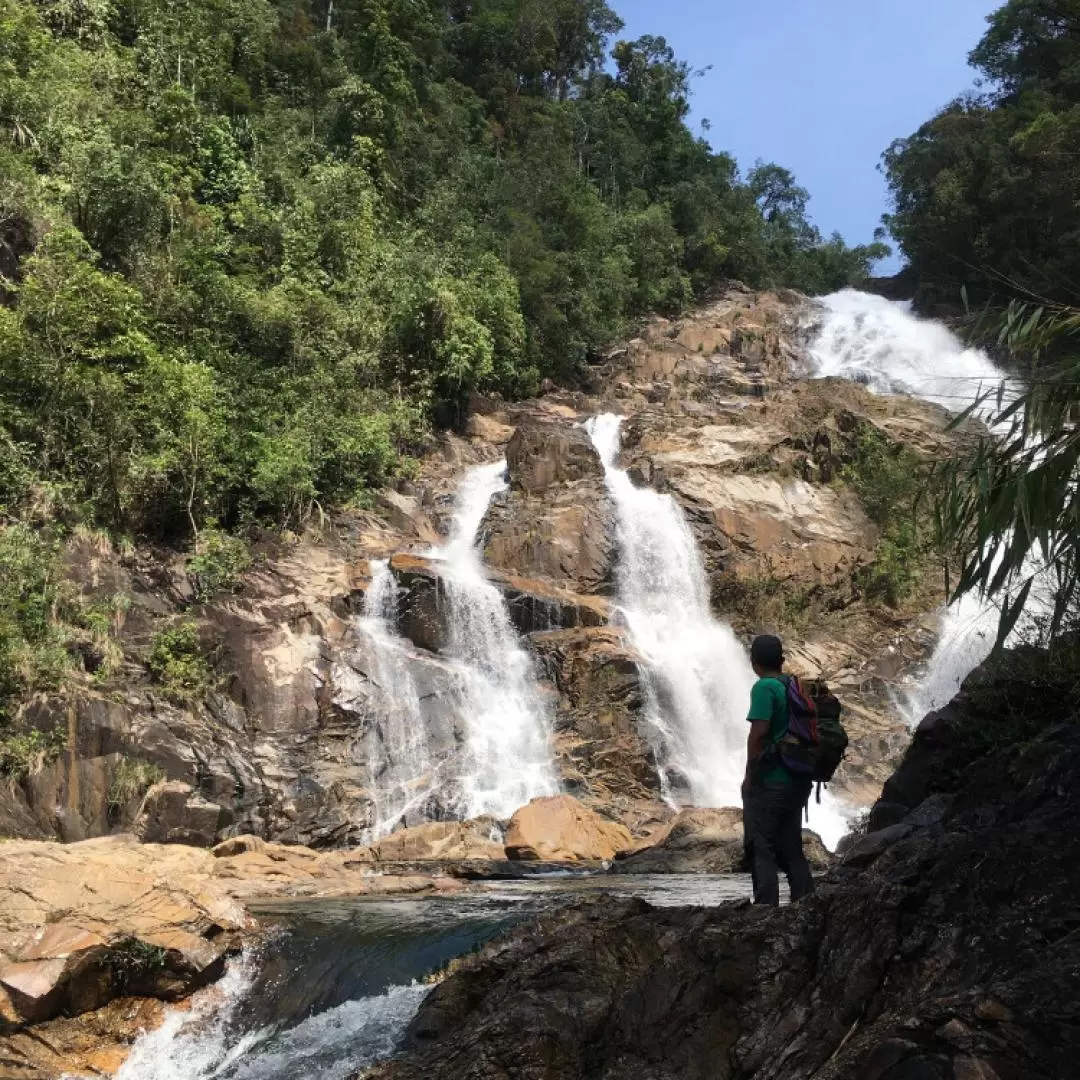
860,521,927,608
0,725,66,779
109,938,169,990
0,525,70,714
147,622,213,702
186,528,251,602
841,427,923,526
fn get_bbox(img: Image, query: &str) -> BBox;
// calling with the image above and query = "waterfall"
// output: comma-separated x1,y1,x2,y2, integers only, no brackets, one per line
809,290,1028,724
355,560,439,840
114,951,428,1080
431,460,558,819
585,414,753,807
585,414,849,846
809,289,1009,415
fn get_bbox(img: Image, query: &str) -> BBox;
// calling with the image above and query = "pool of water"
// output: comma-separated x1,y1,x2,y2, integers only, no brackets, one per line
110,874,752,1080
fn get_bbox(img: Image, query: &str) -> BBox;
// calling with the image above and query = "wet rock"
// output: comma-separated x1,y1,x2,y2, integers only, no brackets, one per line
0,995,167,1078
388,553,610,654
504,795,632,861
367,647,1080,1080
505,422,603,493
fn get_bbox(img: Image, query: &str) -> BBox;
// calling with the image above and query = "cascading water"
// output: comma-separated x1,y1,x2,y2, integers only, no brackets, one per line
586,414,753,806
585,415,850,847
809,289,1010,414
809,290,1028,723
125,969,422,1080
354,560,440,840
431,460,558,819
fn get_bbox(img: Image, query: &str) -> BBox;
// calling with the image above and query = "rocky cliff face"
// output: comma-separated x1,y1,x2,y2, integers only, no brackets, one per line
364,641,1080,1080
0,284,966,847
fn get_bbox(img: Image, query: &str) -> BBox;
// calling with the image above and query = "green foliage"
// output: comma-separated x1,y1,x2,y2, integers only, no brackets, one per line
841,428,924,526
109,937,169,988
715,572,824,634
0,0,883,547
0,525,69,712
935,301,1080,644
147,622,213,701
107,756,165,811
0,724,65,778
187,528,252,601
842,427,932,607
883,0,1080,309
860,521,925,607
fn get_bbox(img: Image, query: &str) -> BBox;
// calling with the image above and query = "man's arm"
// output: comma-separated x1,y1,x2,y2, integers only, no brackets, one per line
743,719,771,798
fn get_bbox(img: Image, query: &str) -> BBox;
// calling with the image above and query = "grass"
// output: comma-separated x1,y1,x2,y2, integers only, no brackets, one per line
108,757,165,813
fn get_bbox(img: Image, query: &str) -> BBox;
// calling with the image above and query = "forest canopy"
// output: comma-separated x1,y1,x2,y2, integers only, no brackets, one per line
0,0,886,539
883,0,1080,310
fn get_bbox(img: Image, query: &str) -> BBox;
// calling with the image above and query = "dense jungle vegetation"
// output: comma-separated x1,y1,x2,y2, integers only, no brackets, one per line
0,0,886,542
883,0,1080,639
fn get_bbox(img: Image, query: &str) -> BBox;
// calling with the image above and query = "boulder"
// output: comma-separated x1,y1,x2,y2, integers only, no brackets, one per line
134,781,227,847
466,413,515,445
388,553,610,654
482,479,616,593
614,807,744,873
505,422,603,493
0,837,248,1027
614,807,832,875
358,819,504,863
533,628,658,807
504,795,632,862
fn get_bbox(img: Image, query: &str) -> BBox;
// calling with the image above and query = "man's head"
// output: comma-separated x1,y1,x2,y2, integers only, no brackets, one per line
750,634,784,677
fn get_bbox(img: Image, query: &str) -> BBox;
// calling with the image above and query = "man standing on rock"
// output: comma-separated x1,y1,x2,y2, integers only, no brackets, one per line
741,634,815,905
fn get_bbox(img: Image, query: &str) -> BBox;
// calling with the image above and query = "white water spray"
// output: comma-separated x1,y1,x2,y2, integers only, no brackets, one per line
809,289,1009,415
355,560,440,840
432,461,558,819
112,952,259,1080
586,414,850,847
810,290,1023,724
111,953,428,1080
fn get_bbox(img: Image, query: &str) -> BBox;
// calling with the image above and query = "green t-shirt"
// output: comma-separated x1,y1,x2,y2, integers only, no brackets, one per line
746,676,790,786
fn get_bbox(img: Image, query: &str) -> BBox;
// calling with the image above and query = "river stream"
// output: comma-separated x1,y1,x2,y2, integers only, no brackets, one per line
111,876,751,1080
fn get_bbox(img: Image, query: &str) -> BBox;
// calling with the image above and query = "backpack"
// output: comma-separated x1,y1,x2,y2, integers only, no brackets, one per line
776,676,848,785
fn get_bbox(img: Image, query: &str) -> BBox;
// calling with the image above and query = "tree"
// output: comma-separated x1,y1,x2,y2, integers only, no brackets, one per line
883,0,1080,308
936,301,1080,643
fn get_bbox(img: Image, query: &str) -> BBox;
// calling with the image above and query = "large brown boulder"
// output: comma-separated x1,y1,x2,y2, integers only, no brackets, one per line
532,628,659,810
0,837,248,1028
504,795,632,862
482,480,616,594
358,819,504,863
505,422,603,493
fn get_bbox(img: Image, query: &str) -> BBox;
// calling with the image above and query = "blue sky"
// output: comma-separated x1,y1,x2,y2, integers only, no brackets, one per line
610,0,999,270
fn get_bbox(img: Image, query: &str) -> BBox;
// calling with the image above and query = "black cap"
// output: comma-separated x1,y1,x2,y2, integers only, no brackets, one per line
750,634,784,670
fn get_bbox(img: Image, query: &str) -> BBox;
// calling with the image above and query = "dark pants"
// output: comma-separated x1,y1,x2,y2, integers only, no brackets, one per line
743,779,815,906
